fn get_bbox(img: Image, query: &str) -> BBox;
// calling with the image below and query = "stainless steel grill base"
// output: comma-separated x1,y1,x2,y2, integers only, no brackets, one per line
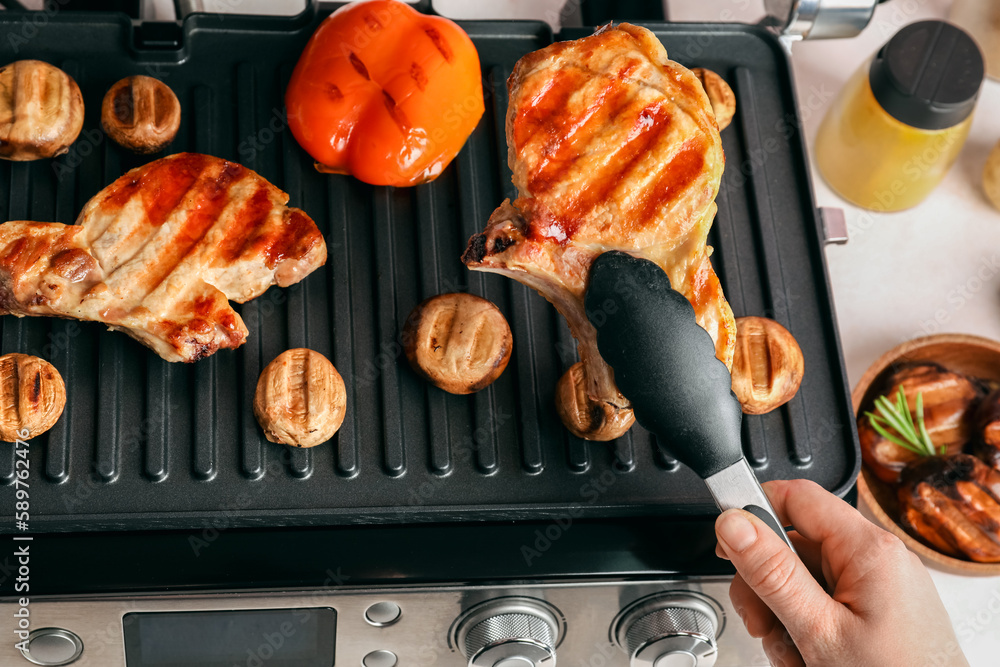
0,578,771,666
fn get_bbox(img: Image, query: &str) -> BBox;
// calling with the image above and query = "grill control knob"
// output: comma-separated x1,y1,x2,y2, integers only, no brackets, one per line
454,597,561,667
613,593,720,667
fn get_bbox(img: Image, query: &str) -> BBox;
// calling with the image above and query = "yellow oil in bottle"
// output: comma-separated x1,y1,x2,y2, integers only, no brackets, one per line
815,21,983,212
816,67,972,212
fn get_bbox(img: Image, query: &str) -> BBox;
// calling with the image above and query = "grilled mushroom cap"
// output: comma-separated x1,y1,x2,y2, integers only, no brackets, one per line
0,353,67,441
254,348,346,448
691,67,735,131
0,60,85,161
403,293,513,395
555,360,635,442
972,388,1000,471
101,75,181,154
730,316,804,415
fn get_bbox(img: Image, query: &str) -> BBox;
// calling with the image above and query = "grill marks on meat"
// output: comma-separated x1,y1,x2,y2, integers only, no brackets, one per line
900,455,1000,563
463,24,735,435
0,153,327,362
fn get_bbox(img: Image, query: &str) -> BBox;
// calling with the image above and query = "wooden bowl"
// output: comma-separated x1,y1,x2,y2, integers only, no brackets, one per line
853,333,1000,575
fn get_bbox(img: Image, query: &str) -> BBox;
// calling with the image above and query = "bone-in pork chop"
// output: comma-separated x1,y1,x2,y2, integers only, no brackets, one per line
0,153,327,362
462,23,735,439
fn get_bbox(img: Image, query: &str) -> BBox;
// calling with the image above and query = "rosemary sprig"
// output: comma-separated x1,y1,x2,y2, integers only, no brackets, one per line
864,387,944,457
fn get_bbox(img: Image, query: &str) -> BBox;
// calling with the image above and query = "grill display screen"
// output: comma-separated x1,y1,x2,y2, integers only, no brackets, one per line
123,608,335,667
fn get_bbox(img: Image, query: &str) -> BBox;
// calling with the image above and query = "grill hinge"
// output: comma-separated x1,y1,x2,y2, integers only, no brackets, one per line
819,206,849,245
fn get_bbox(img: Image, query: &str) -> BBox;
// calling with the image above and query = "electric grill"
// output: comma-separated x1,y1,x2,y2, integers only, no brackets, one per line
0,2,868,665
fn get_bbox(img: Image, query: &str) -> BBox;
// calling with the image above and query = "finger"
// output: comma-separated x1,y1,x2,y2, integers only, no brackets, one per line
788,532,824,585
741,490,824,581
762,623,806,667
715,508,842,643
762,479,875,549
729,573,778,638
726,540,823,635
789,531,837,593
718,534,817,568
762,479,882,583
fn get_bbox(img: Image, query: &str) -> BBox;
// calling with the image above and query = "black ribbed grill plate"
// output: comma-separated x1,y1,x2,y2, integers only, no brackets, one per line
0,11,859,532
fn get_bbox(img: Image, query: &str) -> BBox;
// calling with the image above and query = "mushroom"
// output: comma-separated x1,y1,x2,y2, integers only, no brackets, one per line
859,363,983,484
0,353,67,441
898,454,1000,563
555,361,635,441
0,60,84,161
691,67,735,131
101,75,181,154
730,316,804,415
403,292,512,395
971,388,1000,470
254,348,346,448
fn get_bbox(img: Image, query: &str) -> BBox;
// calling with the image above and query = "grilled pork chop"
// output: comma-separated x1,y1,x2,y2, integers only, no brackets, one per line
462,23,736,439
0,153,326,362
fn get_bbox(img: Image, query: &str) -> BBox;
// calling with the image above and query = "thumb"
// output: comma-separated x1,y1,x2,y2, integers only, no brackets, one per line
716,508,840,641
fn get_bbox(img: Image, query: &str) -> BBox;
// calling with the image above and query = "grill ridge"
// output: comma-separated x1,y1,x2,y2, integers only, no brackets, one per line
144,356,169,482
0,17,858,533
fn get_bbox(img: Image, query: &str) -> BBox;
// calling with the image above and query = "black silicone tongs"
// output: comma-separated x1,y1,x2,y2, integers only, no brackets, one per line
586,251,795,551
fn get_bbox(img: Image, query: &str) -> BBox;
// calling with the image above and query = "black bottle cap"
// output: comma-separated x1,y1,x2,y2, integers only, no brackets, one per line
869,20,984,131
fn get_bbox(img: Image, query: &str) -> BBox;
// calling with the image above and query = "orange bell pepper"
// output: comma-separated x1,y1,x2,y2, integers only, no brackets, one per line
285,0,484,187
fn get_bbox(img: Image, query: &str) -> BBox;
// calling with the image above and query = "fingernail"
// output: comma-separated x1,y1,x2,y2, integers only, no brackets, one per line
717,510,758,552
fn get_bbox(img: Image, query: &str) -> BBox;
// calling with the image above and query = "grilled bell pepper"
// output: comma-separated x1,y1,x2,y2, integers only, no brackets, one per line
285,0,484,187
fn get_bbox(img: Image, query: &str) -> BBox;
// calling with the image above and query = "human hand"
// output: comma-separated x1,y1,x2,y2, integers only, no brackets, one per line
714,479,967,667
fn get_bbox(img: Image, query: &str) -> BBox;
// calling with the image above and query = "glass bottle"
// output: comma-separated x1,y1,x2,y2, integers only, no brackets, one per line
815,20,985,212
